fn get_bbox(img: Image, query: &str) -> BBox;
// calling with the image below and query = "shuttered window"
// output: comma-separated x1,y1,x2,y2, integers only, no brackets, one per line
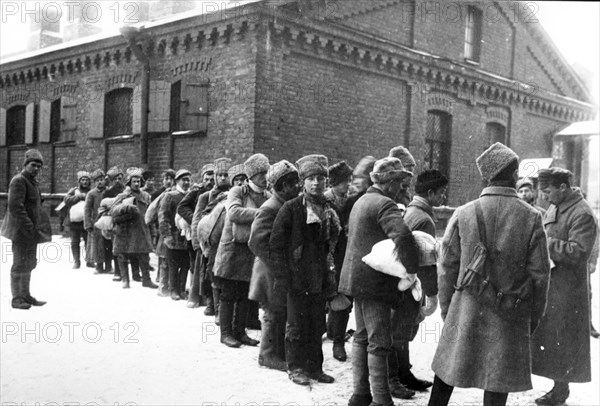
173,78,209,133
7,105,26,145
50,99,61,142
425,110,452,176
104,88,133,137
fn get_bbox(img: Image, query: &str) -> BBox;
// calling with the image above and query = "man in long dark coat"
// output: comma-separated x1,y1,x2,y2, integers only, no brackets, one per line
532,168,598,405
1,149,51,309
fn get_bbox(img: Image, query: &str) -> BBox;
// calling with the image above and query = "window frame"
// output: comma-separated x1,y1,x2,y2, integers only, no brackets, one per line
464,5,483,63
103,87,134,138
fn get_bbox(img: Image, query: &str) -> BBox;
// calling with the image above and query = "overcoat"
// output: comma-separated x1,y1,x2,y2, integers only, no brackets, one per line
1,171,52,243
213,185,270,282
248,193,286,305
432,186,551,392
158,188,188,250
109,187,154,254
269,194,340,299
177,185,208,251
84,187,105,263
532,189,598,382
338,187,420,307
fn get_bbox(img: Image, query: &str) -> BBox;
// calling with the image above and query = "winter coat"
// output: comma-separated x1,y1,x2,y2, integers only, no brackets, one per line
248,193,286,305
109,188,154,255
158,188,188,250
338,187,420,307
1,170,52,244
325,189,350,286
404,196,438,296
432,186,551,393
213,185,270,282
270,194,340,300
177,185,208,251
532,189,598,383
84,187,106,263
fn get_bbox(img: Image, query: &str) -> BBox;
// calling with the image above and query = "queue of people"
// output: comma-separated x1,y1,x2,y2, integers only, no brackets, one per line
2,145,598,406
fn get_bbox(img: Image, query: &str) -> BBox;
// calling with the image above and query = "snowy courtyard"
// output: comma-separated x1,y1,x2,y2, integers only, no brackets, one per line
1,235,599,406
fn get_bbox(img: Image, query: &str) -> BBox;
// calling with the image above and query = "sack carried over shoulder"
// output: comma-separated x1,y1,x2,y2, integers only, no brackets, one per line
454,201,532,322
69,200,85,223
197,202,226,254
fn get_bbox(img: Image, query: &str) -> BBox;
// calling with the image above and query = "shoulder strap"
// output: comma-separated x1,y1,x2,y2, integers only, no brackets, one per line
474,200,487,247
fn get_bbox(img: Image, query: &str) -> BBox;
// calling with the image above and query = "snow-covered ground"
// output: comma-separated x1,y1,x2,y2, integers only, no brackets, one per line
1,235,599,406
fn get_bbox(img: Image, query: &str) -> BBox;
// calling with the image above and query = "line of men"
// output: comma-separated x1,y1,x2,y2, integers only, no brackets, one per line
2,145,597,406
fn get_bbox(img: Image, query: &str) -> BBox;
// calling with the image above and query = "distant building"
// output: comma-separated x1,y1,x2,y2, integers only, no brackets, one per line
0,0,596,213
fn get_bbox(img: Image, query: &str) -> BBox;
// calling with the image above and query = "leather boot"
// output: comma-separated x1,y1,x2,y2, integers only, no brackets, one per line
351,341,371,402
369,353,394,406
331,309,350,361
397,341,431,391
22,271,46,306
204,294,215,315
119,256,130,289
220,300,241,348
258,307,286,371
535,382,569,405
179,269,189,300
71,244,81,269
141,268,158,289
131,257,141,282
234,299,259,346
11,274,31,310
247,300,261,330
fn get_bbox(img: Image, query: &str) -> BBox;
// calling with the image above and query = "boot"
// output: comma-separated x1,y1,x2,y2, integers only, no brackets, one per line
535,382,569,405
369,353,395,405
348,394,373,406
591,323,600,339
396,341,431,391
220,300,242,348
72,244,81,269
246,300,261,330
179,269,189,300
119,256,130,288
213,288,221,318
22,272,46,306
11,273,31,310
94,264,106,274
234,299,259,346
258,308,286,371
141,268,158,289
288,369,311,386
187,253,202,307
131,257,141,282
12,296,32,310
204,294,215,315
331,309,350,361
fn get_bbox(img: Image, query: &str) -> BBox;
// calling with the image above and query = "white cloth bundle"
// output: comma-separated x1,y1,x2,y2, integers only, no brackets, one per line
175,213,192,241
361,231,439,301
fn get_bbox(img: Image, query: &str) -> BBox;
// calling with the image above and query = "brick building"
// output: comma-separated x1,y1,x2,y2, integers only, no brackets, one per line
0,0,596,216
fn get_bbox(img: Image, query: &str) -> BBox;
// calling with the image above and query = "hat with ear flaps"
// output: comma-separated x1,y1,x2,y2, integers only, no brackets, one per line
228,164,247,184
244,153,270,179
125,167,144,185
296,154,328,180
389,146,416,169
214,158,232,174
370,157,406,184
268,160,298,186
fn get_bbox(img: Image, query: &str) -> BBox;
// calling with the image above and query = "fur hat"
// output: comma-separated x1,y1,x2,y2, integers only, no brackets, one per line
476,142,519,181
268,160,298,186
125,167,144,185
244,153,270,179
175,169,192,181
538,167,572,188
200,164,215,178
162,169,176,179
370,157,406,184
328,161,353,186
141,170,154,181
214,158,232,174
516,177,535,191
228,164,247,183
415,169,448,194
23,149,44,166
389,146,416,168
353,156,377,179
90,169,106,181
296,154,329,180
107,166,123,180
77,171,91,181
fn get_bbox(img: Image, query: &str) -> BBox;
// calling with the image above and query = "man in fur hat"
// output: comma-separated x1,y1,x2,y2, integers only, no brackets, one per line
214,154,271,348
178,164,214,306
109,167,158,289
532,168,598,406
324,161,354,362
516,177,546,215
339,157,420,406
270,154,340,385
389,146,416,207
190,158,232,316
429,143,551,406
349,156,376,198
104,166,125,199
249,160,300,371
63,170,92,269
84,169,109,274
229,164,248,187
1,149,51,309
159,169,192,300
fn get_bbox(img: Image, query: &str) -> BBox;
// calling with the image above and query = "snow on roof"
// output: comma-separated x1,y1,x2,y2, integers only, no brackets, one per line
519,158,554,178
556,120,600,137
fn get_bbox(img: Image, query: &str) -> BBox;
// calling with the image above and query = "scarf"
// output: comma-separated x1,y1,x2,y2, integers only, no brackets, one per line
176,185,187,194
248,180,265,194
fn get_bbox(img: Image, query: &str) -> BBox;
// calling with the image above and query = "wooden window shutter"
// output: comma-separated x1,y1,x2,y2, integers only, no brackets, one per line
61,96,78,141
181,79,209,132
25,102,35,144
0,108,6,146
132,84,142,135
39,99,51,143
88,92,105,138
149,80,171,132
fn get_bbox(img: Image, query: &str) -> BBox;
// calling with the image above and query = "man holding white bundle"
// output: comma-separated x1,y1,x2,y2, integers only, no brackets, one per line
339,157,421,406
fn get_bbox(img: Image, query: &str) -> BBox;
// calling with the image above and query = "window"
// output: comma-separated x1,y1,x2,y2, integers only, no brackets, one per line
464,6,482,62
7,105,26,145
425,110,452,176
485,122,506,145
170,80,181,132
173,78,209,133
104,88,133,137
50,98,61,142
